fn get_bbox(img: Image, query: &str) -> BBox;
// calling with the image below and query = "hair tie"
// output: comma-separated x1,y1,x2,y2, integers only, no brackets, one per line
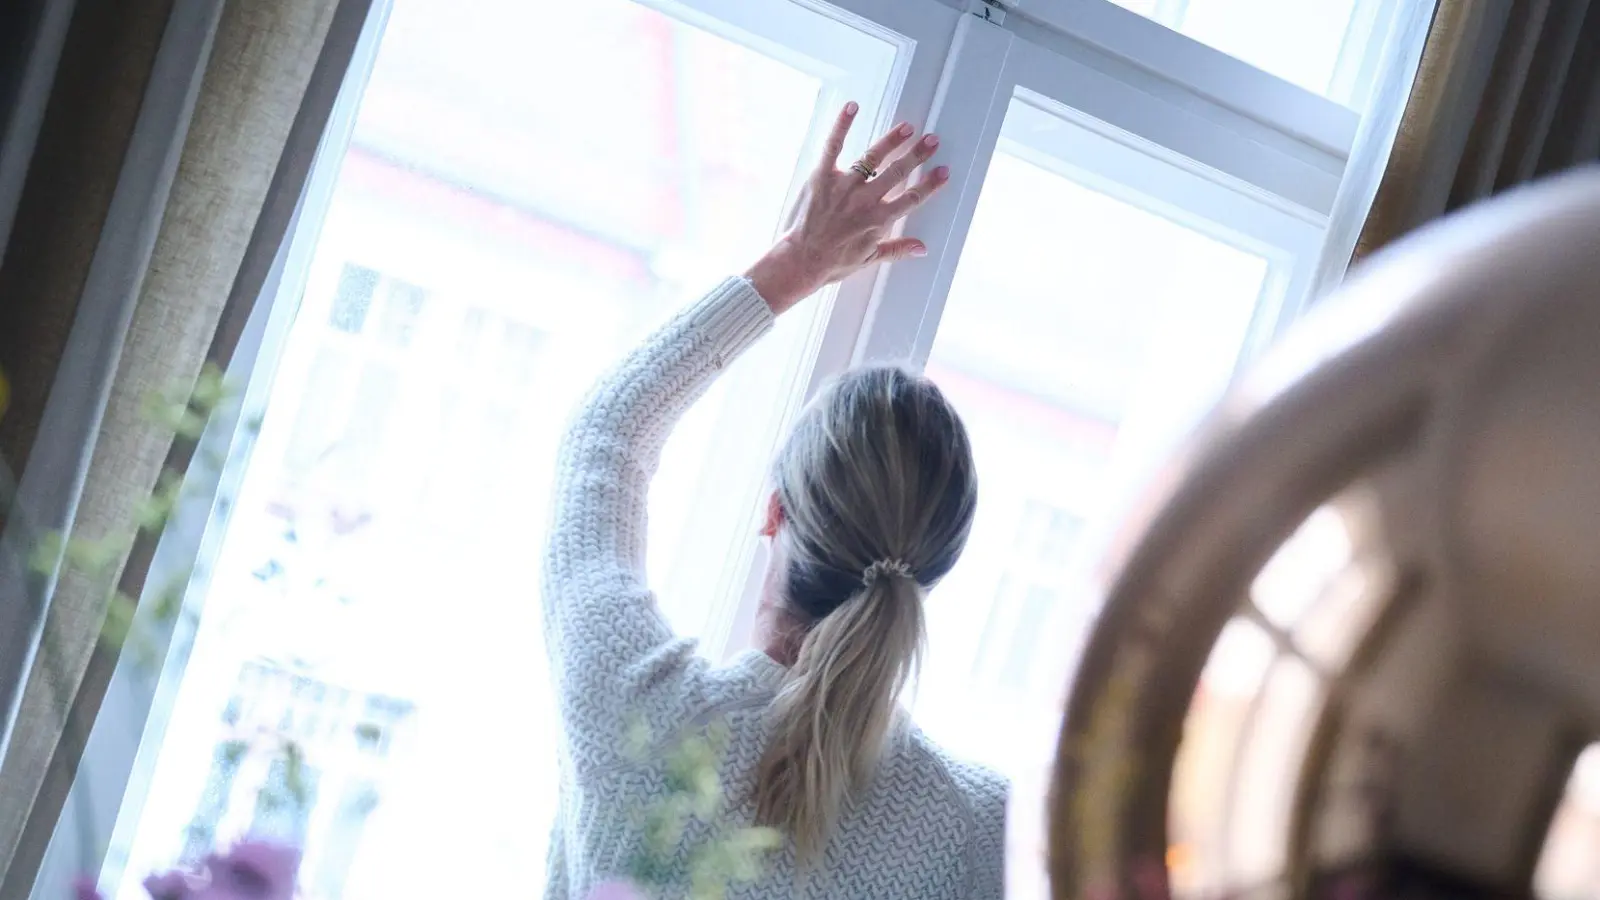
861,559,915,586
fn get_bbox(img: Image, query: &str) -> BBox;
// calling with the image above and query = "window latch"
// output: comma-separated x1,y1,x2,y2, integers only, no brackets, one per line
966,0,1007,25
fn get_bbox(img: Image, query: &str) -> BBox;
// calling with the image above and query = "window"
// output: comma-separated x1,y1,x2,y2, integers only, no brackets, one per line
900,69,1320,887
46,0,1429,897
1536,745,1600,900
1167,489,1396,897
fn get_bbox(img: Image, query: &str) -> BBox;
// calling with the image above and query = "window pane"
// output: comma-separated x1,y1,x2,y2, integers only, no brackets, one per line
1169,619,1276,897
913,100,1279,896
1227,656,1322,885
1538,745,1600,900
1252,505,1354,628
1107,0,1382,107
1170,627,1325,897
100,0,897,895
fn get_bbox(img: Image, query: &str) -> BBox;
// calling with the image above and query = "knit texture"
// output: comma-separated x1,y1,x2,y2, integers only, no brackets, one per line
541,278,1008,899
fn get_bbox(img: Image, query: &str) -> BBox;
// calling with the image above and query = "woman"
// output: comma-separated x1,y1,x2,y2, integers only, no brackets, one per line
543,104,1006,899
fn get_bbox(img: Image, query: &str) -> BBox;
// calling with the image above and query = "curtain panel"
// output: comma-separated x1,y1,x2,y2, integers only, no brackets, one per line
0,0,368,893
1356,0,1600,260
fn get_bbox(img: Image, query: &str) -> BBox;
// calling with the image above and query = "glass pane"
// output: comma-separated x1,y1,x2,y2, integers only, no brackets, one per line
1171,636,1324,897
1169,619,1276,897
98,0,896,895
1256,487,1397,668
913,99,1277,896
1106,0,1382,107
1252,505,1353,628
1537,745,1600,900
1227,656,1323,886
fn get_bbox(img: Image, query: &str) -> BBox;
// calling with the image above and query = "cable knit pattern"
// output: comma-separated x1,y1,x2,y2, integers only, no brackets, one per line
542,278,1008,899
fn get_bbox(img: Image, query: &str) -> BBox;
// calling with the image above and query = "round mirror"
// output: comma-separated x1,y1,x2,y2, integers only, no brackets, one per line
1050,168,1600,900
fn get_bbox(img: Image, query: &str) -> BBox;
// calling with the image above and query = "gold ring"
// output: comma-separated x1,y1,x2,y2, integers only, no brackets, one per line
850,160,877,179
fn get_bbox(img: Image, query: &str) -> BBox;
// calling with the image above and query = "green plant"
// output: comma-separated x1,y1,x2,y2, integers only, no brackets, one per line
623,719,782,900
5,363,779,898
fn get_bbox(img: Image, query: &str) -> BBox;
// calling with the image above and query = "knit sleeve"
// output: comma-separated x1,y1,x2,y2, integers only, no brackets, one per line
542,277,774,770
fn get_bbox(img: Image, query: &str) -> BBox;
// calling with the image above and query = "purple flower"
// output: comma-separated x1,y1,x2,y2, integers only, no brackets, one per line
76,841,301,900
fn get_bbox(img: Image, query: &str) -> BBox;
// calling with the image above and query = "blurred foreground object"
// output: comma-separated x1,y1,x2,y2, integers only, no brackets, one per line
76,842,300,900
1051,168,1600,900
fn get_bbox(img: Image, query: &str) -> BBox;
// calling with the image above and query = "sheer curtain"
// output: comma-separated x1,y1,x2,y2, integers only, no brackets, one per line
0,0,369,892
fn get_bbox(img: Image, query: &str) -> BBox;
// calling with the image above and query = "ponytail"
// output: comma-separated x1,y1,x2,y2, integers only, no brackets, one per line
755,365,977,864
754,573,925,863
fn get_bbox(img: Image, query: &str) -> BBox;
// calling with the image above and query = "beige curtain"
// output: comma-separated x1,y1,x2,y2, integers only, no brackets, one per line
1355,0,1600,260
0,0,367,892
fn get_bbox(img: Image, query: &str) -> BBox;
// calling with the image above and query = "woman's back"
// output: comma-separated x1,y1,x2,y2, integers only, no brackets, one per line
541,649,1006,899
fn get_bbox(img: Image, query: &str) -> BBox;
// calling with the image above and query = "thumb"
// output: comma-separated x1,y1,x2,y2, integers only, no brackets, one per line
871,237,927,263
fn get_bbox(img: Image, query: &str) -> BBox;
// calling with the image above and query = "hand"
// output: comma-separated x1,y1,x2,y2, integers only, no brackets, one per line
745,102,949,314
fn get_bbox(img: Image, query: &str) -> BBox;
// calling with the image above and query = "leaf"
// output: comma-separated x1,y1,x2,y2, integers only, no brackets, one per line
147,577,188,625
129,634,164,673
731,827,782,854
623,717,654,762
189,362,229,414
135,470,185,533
198,445,229,472
641,797,688,855
282,740,309,808
615,715,772,897
99,591,137,649
174,409,209,441
27,532,66,577
139,391,209,441
63,535,123,577
692,826,782,892
139,390,187,430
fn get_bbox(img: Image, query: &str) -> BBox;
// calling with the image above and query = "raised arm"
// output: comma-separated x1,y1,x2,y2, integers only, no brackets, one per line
541,104,950,769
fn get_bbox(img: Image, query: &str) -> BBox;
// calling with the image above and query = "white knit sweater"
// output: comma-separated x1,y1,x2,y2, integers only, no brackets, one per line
541,277,1009,899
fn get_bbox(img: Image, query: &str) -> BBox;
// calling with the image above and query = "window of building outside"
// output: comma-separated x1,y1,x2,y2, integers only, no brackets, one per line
46,0,1425,897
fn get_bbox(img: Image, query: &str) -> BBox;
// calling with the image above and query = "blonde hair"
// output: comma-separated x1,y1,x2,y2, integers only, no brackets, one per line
754,366,978,863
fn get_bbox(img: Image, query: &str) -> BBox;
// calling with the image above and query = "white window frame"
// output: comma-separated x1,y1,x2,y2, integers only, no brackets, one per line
32,0,1434,894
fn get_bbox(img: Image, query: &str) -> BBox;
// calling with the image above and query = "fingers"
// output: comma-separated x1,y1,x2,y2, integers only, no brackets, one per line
820,101,859,169
873,132,940,195
852,121,915,179
882,165,950,218
870,237,929,263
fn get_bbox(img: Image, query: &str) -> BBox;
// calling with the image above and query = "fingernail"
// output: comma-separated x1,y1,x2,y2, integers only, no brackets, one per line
844,101,859,115
911,243,928,258
896,123,913,137
923,134,940,149
934,165,950,179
